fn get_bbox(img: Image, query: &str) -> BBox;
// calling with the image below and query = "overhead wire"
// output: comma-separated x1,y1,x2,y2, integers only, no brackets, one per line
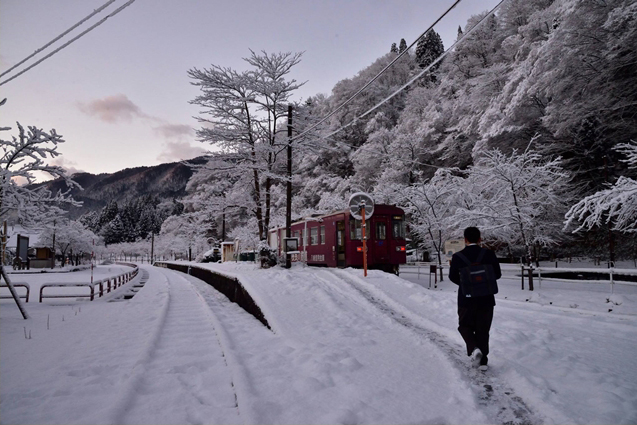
290,0,462,143
0,0,137,87
295,0,508,171
0,0,118,79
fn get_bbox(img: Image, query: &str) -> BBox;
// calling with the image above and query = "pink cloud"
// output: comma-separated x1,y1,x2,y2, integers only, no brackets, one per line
77,94,147,123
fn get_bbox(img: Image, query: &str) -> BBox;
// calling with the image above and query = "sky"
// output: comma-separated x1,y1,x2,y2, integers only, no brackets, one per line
1,261,636,423
0,0,499,177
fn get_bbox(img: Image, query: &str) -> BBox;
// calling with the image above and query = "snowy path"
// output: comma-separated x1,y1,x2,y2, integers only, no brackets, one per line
113,266,241,425
186,263,494,424
328,269,537,425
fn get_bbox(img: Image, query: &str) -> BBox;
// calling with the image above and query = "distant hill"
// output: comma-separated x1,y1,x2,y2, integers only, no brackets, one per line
33,156,208,219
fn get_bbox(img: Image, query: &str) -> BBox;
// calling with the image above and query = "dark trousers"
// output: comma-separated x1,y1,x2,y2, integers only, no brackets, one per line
458,305,494,357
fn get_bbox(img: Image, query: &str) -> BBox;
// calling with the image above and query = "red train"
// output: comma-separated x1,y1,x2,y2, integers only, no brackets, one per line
268,204,407,274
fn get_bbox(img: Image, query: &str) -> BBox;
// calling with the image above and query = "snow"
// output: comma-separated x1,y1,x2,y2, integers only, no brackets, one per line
1,261,636,424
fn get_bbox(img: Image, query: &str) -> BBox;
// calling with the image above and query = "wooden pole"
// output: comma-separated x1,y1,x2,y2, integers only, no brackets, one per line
285,105,293,269
0,265,29,319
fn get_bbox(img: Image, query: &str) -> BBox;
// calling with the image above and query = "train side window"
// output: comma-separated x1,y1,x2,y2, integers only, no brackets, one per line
320,226,326,244
376,222,386,240
349,219,370,240
392,216,406,239
310,227,318,245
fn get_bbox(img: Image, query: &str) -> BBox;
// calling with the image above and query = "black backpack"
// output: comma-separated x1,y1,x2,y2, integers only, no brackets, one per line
456,248,499,298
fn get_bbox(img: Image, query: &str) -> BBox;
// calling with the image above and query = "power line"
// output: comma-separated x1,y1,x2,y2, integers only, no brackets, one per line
291,0,463,142
297,0,508,170
0,0,118,79
0,0,137,87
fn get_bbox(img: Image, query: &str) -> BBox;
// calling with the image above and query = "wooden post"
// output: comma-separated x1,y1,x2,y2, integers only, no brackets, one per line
285,105,293,269
0,265,29,319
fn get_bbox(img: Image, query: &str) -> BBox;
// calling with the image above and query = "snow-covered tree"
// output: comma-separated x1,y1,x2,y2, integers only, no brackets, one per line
40,220,100,266
156,212,213,261
400,169,462,267
188,50,304,241
454,147,571,264
415,29,444,72
565,142,637,234
1,112,80,229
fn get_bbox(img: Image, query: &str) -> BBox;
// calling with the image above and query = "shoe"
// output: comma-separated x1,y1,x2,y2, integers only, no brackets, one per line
479,355,488,371
471,349,483,367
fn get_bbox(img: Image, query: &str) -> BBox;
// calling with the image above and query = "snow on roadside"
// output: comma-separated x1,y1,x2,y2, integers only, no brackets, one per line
1,266,165,424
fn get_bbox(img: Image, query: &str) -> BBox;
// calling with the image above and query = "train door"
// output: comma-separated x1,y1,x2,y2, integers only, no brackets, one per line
372,217,390,263
337,221,346,267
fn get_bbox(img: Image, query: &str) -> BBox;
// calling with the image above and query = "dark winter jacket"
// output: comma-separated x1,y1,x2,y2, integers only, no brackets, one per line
449,244,502,308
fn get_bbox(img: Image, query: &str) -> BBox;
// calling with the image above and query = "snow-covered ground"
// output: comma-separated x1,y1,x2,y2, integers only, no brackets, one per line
1,262,636,424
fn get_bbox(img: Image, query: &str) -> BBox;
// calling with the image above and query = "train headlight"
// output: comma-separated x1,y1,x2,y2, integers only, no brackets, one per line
396,246,406,252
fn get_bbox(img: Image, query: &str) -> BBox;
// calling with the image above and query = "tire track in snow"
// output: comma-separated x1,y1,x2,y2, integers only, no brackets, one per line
114,266,241,425
329,269,539,425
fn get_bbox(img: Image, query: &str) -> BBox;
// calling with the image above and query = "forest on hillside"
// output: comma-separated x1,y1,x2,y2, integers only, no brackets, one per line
165,0,636,264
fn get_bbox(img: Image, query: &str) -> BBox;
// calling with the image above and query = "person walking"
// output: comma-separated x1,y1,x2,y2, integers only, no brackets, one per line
449,226,501,371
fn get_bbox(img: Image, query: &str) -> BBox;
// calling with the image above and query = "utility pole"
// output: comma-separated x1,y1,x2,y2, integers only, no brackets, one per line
285,104,293,269
51,220,56,268
150,232,155,265
604,156,616,266
1,221,6,266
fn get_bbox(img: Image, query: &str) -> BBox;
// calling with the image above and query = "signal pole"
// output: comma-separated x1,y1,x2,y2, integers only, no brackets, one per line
361,205,368,277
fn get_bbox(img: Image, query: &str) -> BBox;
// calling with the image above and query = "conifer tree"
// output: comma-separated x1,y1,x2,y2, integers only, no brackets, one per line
415,30,444,70
398,38,408,54
102,215,125,245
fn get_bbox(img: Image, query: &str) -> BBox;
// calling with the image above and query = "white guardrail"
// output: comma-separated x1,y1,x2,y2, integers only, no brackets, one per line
403,262,637,290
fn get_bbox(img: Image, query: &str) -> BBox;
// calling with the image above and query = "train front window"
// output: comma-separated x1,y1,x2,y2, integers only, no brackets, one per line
349,219,370,240
376,222,386,240
310,227,318,245
392,216,405,239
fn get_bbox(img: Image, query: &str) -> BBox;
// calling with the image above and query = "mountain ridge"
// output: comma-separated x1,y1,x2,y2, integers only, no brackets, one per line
34,156,208,218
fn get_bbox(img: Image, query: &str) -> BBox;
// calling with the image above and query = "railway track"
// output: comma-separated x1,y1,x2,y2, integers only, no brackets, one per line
329,269,539,425
110,266,241,425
